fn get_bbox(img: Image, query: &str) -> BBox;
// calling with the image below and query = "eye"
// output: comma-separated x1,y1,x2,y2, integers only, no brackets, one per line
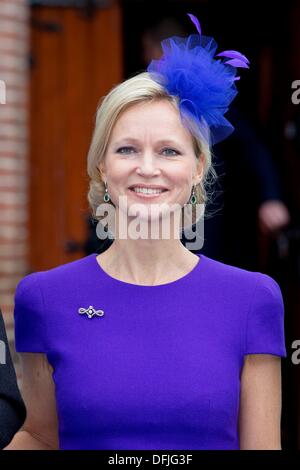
116,146,136,154
115,146,180,156
162,147,180,156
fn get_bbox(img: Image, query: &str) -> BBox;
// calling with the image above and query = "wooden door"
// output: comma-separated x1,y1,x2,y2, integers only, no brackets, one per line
29,0,123,271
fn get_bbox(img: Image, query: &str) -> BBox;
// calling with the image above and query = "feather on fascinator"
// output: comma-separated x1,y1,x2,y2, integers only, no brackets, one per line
146,13,250,146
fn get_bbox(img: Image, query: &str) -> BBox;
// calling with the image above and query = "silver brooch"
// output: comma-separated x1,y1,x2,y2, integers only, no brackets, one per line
78,305,105,319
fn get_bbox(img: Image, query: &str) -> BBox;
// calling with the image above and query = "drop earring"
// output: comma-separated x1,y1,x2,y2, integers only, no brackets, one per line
189,185,197,204
103,181,111,202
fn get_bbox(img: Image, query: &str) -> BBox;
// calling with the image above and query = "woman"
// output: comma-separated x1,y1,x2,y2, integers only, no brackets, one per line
4,14,287,450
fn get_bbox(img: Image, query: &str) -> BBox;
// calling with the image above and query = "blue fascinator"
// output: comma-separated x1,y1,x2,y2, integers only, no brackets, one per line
146,13,250,146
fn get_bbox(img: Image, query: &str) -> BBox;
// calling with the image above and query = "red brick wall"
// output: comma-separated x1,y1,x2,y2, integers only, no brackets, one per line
0,0,30,382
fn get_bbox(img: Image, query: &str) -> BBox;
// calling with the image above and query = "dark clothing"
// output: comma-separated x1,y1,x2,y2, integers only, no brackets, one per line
207,105,284,270
0,308,26,448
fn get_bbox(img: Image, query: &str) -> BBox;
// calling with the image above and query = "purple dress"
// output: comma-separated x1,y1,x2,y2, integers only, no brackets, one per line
14,253,287,450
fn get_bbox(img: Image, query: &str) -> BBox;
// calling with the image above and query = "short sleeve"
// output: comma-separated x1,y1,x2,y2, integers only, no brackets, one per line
13,272,47,353
245,273,287,358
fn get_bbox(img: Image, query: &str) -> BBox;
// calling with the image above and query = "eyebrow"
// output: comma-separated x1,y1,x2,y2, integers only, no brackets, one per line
113,137,183,148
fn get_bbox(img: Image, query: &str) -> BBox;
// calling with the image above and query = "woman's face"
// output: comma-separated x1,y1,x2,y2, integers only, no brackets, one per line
99,99,204,225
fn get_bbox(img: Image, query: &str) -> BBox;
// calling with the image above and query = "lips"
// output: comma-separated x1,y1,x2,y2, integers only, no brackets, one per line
128,185,168,190
127,187,168,199
129,188,168,193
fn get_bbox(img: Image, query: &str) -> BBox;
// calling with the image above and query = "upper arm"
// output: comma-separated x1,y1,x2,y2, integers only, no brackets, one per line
238,354,283,450
18,352,59,450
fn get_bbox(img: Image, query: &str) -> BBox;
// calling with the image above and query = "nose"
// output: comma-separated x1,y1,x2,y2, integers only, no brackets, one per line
136,151,160,176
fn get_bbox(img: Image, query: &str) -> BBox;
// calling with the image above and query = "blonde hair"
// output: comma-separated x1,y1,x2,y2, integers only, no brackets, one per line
87,71,218,227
